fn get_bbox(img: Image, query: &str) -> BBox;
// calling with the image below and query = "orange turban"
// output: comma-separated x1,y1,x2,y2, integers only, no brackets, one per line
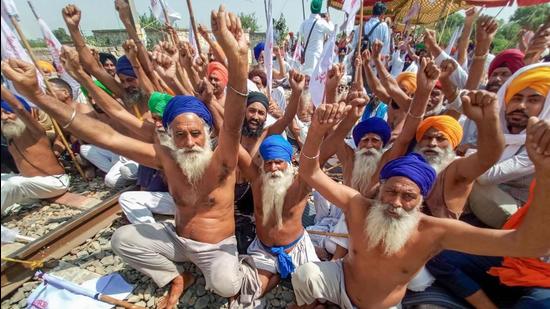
37,60,55,74
396,72,417,94
207,61,228,88
416,115,463,149
504,67,550,104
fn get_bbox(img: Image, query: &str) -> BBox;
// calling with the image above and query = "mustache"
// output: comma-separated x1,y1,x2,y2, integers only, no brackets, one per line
506,109,529,117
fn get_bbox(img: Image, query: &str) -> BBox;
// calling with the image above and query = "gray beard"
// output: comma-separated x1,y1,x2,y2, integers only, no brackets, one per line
157,128,213,185
414,145,456,174
351,148,383,192
365,199,422,256
123,89,147,107
260,165,295,229
2,118,26,140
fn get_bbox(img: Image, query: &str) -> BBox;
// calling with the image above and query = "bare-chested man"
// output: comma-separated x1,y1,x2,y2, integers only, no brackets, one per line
1,6,249,308
292,96,550,308
0,87,69,214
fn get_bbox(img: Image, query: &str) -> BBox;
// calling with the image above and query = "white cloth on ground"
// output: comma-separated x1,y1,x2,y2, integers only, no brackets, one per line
306,192,343,254
1,173,69,214
118,191,175,224
79,144,138,188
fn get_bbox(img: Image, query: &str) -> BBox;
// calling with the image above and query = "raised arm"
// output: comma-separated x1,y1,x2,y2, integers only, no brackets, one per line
267,70,304,135
456,7,477,66
465,15,498,90
237,145,260,182
198,24,227,66
197,77,223,134
62,5,125,98
1,59,159,169
373,40,412,109
440,117,550,258
362,50,391,103
123,40,157,95
299,101,358,212
210,6,249,170
450,90,504,183
523,21,550,65
272,46,287,80
0,85,44,137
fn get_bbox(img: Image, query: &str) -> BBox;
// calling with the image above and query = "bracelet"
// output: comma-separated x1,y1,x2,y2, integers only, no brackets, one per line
472,53,488,60
407,107,424,119
228,84,249,97
301,151,320,160
62,108,77,129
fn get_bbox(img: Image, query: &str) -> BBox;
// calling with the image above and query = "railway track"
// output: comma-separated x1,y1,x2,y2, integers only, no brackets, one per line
0,186,136,299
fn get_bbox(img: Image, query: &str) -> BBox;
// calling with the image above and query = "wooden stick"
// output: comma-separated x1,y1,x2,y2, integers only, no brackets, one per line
354,0,365,83
186,0,202,55
9,15,87,180
99,294,146,309
307,230,349,238
132,104,142,120
437,0,454,45
158,0,176,45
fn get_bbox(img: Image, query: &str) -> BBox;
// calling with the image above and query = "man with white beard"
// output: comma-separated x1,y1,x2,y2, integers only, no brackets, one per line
293,98,550,309
1,87,69,215
1,7,255,308
413,93,504,220
238,134,323,298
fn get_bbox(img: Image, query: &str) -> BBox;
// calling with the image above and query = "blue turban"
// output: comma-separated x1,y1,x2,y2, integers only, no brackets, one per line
162,95,213,129
260,135,293,162
254,42,265,61
380,153,436,197
1,95,31,113
352,117,391,147
115,55,136,78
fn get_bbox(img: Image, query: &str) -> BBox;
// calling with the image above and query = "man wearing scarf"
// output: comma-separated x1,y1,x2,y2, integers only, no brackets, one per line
237,134,321,298
292,101,550,309
468,63,550,228
1,9,256,307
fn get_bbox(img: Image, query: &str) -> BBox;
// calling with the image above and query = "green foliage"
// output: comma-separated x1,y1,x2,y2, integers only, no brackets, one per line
274,14,289,46
436,13,465,47
509,4,550,31
139,10,163,31
52,27,71,43
493,21,522,53
239,12,259,33
28,39,46,48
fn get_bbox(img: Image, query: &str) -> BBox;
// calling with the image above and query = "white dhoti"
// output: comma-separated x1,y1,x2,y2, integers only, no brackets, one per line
1,173,70,214
118,191,175,224
80,145,138,188
111,222,243,297
247,231,319,277
306,192,343,254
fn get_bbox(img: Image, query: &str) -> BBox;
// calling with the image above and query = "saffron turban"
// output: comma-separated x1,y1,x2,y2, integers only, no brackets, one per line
115,55,136,78
148,92,174,116
162,95,213,129
380,153,436,197
254,42,265,61
36,60,55,74
504,66,550,104
260,135,293,162
207,61,228,88
1,95,31,113
488,49,525,78
416,115,463,149
311,0,322,14
247,91,269,110
352,117,391,147
99,52,117,66
396,72,417,94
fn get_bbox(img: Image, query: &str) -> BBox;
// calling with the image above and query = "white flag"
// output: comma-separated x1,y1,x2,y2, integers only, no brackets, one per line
444,25,463,56
309,27,337,107
188,18,198,55
264,0,273,96
402,2,421,24
150,0,181,25
340,0,361,35
1,0,19,19
37,18,81,99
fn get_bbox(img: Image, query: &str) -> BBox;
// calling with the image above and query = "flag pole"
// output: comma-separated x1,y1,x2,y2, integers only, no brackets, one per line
354,0,365,83
186,0,202,55
19,3,87,180
158,0,176,45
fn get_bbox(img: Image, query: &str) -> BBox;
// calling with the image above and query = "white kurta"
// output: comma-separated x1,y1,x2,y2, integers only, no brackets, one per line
299,14,334,76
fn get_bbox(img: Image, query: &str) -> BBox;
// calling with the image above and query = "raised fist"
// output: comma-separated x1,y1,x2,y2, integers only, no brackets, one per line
439,58,457,81
526,117,550,171
122,39,138,61
460,90,499,123
1,59,43,100
60,46,85,78
197,77,214,104
210,6,249,64
371,40,383,61
475,15,498,45
289,70,305,91
416,57,440,96
62,5,81,28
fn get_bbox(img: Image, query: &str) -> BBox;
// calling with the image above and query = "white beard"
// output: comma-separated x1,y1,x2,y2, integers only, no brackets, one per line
260,164,295,229
158,127,213,185
365,199,422,256
351,148,383,192
415,145,456,174
425,102,445,117
1,118,26,140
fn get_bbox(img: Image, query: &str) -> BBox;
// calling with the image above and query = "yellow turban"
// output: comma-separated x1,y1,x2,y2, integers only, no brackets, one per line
396,72,417,94
416,115,463,149
505,67,550,104
36,60,55,74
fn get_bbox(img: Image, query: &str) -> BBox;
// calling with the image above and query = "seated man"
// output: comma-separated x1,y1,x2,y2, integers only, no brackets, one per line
292,97,550,309
1,88,69,214
238,135,320,298
470,63,550,227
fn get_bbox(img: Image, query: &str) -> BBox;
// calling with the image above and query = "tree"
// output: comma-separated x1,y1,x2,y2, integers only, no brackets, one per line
139,10,163,31
239,12,259,33
274,14,289,46
436,13,465,47
53,27,71,43
510,4,550,31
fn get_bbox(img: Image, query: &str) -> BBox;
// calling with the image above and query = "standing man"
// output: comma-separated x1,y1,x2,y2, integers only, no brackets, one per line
299,0,335,76
363,2,391,57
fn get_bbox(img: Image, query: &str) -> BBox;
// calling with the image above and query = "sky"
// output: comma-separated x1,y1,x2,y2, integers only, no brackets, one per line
9,0,517,40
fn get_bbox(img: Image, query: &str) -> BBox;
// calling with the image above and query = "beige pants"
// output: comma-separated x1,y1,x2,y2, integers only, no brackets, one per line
468,183,519,228
111,222,242,297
